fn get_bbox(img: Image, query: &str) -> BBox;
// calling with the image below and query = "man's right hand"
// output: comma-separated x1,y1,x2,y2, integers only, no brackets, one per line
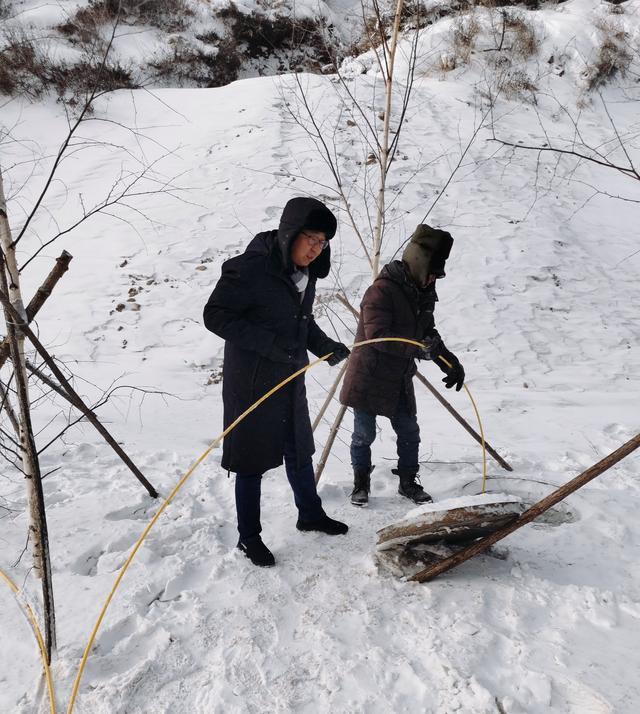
417,334,443,360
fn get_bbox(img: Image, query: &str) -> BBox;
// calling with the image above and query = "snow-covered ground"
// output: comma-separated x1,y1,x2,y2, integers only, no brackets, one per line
1,1,639,712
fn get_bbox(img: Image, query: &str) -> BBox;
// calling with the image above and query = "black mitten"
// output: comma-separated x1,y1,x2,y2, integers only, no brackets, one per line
433,343,465,391
326,342,351,366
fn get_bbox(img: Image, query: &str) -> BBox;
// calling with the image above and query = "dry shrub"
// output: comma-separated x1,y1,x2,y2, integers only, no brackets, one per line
149,35,241,88
505,12,539,58
0,29,51,98
217,4,331,67
593,15,627,41
452,13,480,63
59,0,194,43
587,36,632,90
606,0,626,14
55,60,138,104
0,27,137,101
475,0,540,8
150,4,332,88
438,52,458,72
500,68,537,101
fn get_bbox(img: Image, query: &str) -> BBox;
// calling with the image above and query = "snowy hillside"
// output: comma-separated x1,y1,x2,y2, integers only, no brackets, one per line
1,0,639,712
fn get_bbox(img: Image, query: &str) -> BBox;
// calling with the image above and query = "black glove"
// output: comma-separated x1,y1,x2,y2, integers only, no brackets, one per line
433,343,465,391
326,342,351,366
416,334,443,361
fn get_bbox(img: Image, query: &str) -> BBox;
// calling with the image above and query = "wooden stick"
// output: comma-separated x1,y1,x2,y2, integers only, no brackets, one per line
0,250,72,370
336,292,513,472
312,361,348,432
409,432,640,583
414,371,512,471
315,404,348,484
0,290,159,499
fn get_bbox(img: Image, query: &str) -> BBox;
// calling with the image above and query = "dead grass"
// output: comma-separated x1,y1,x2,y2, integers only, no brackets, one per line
149,35,241,88
500,68,537,100
505,12,539,58
0,27,137,102
0,29,50,99
58,0,194,43
586,36,632,91
452,13,481,64
150,4,332,87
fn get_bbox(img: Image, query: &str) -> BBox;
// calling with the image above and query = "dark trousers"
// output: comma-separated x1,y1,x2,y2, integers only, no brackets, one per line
350,393,420,474
235,426,324,542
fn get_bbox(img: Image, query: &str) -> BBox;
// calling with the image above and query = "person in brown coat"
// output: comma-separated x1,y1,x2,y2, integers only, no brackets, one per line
339,225,465,506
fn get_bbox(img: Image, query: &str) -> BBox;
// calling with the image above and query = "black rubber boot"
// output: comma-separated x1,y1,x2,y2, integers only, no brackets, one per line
297,512,348,535
237,536,276,567
350,465,373,507
393,469,433,504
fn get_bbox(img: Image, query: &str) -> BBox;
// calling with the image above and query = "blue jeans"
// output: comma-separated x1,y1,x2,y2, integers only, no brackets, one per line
235,428,324,542
350,394,420,474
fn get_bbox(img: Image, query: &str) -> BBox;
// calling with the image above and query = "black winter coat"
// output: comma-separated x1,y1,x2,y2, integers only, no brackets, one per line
203,199,339,474
340,261,440,418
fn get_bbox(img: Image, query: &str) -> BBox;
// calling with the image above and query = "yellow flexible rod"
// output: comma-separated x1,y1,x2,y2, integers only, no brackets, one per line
0,568,57,714
436,355,487,493
67,337,486,713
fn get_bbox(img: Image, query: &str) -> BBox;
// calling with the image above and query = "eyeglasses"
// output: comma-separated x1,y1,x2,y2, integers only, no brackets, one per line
301,231,329,251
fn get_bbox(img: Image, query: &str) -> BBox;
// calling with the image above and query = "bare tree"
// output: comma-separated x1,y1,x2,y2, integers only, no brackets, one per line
0,174,56,660
273,2,510,478
0,6,190,662
490,90,640,205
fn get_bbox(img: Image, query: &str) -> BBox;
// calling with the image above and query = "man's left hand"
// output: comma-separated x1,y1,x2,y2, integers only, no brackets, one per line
327,342,351,366
433,345,465,391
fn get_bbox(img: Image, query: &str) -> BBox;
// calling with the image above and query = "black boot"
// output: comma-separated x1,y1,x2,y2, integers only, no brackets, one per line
237,536,276,567
350,465,373,507
297,512,348,535
393,468,433,504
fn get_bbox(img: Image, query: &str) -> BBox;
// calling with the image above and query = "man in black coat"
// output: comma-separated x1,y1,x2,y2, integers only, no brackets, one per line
204,197,350,567
340,225,465,507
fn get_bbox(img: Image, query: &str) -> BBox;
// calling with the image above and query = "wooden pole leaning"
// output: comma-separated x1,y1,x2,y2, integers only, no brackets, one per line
312,360,348,432
409,432,640,583
335,292,513,472
0,250,73,370
0,290,159,499
315,404,348,484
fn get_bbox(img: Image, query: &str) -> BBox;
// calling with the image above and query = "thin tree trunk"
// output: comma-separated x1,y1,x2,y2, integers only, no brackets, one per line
0,174,56,661
372,0,405,278
409,432,640,583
